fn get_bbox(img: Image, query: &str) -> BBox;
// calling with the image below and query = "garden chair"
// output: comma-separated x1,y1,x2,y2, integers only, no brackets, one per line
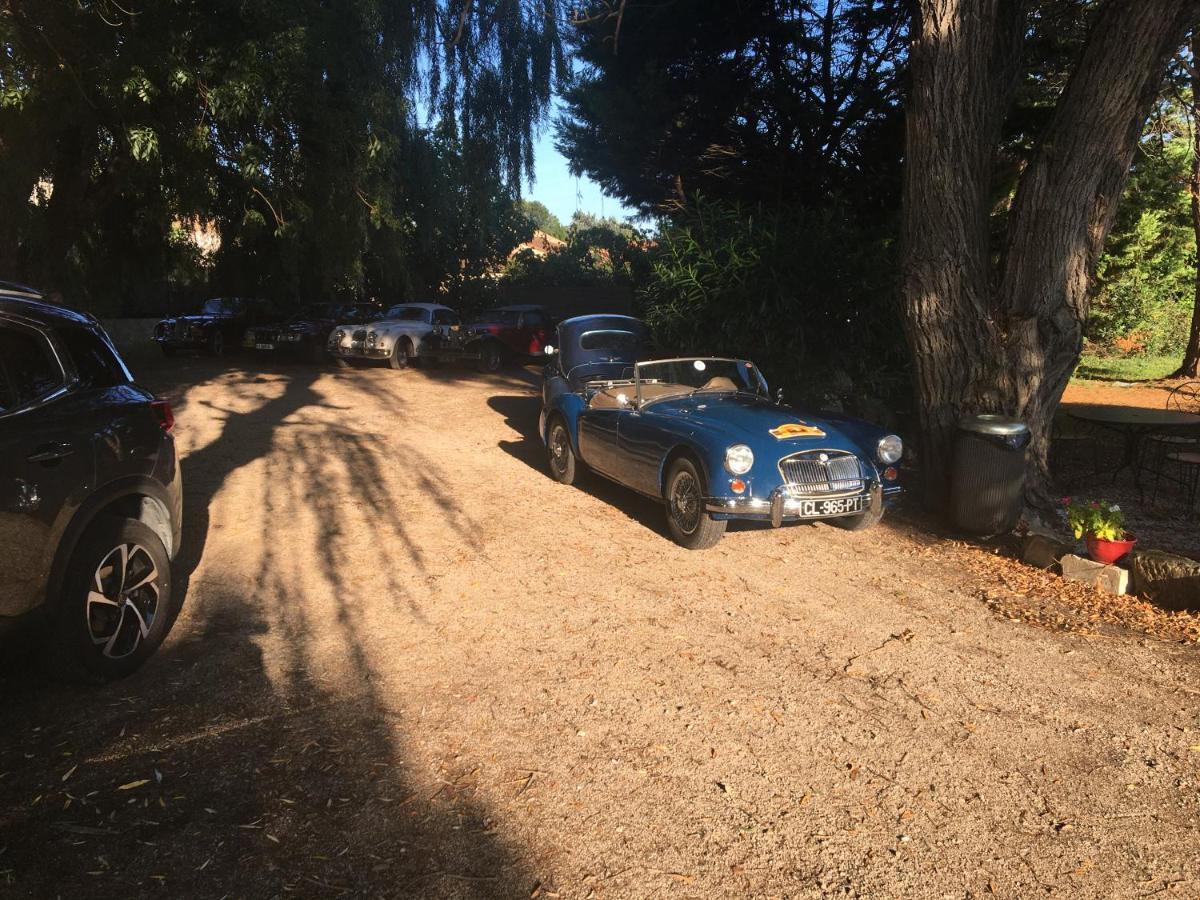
1145,382,1200,514
1167,381,1200,414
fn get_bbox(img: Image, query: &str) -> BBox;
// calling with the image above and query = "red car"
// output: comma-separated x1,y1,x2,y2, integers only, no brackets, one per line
466,304,555,371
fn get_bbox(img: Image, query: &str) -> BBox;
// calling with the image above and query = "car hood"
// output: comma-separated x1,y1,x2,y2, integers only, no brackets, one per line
253,318,328,334
160,314,228,326
360,318,428,331
644,393,888,458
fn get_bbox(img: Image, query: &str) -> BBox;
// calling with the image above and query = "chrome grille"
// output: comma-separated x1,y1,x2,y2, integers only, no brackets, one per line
779,451,864,496
352,328,368,342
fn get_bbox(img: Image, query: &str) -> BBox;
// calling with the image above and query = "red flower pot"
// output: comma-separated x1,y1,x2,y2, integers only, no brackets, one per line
1085,533,1137,565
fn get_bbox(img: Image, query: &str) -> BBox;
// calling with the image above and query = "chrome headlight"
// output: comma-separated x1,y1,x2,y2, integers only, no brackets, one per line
331,329,345,345
367,330,378,347
724,444,754,475
877,434,903,464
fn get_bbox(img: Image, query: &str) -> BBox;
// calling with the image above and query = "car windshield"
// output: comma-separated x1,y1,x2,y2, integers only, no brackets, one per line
385,305,431,322
635,358,767,403
201,298,241,315
579,329,643,361
472,309,521,326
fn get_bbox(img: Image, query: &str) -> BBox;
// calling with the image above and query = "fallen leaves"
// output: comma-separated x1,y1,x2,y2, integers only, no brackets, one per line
116,779,150,791
963,542,1200,644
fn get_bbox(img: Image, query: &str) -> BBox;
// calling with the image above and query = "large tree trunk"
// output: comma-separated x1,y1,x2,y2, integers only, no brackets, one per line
900,0,1199,515
1176,28,1200,379
898,0,1026,512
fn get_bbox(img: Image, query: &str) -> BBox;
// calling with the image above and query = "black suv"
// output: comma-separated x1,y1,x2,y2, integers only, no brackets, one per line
0,288,183,679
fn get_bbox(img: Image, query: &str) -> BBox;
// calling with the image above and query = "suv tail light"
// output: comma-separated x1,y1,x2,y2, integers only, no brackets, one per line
151,399,175,433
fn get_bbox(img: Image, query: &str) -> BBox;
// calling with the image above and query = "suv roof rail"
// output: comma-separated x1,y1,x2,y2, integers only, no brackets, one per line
0,280,44,299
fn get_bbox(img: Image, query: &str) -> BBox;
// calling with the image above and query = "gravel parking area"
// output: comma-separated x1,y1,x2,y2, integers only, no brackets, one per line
2,356,1199,898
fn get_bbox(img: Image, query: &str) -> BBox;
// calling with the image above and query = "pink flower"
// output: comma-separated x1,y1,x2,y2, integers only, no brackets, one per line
1090,500,1099,509
1061,496,1072,506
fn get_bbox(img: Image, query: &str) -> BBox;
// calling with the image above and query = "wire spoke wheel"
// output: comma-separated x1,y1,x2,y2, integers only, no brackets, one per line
663,458,725,549
550,425,569,476
670,470,702,535
479,343,502,372
546,420,578,485
86,543,160,660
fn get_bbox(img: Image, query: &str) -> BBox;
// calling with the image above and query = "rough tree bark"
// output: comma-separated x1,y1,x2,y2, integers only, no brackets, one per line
1175,28,1200,379
900,0,1200,514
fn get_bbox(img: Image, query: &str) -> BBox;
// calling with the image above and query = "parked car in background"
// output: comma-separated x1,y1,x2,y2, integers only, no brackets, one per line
153,297,275,357
539,314,902,549
327,302,459,369
0,287,183,679
242,301,382,363
466,304,554,372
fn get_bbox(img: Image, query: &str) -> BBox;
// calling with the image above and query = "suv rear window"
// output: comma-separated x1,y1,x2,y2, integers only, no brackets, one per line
58,327,128,390
0,326,65,411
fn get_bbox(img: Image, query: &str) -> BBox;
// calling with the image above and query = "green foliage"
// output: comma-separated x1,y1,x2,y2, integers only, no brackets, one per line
1063,497,1125,542
639,196,901,406
1075,353,1178,383
519,200,567,240
558,2,909,414
0,1,564,313
1090,98,1195,358
558,0,907,216
501,213,648,289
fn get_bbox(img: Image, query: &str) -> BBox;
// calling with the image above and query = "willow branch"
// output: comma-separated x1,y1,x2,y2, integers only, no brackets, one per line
251,186,285,227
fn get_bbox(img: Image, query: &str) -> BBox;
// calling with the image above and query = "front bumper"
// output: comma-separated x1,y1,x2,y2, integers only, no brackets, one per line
244,336,313,353
706,483,886,526
328,340,391,359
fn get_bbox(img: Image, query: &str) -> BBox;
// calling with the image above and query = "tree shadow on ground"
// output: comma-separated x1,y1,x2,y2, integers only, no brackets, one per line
0,357,537,898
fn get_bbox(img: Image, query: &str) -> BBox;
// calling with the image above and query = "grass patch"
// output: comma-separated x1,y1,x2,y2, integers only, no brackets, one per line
1075,353,1179,383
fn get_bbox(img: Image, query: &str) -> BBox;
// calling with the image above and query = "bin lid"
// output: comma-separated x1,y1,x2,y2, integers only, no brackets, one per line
959,413,1028,436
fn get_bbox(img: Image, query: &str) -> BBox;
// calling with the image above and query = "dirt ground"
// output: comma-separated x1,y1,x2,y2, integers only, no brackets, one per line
2,356,1200,899
1061,377,1181,410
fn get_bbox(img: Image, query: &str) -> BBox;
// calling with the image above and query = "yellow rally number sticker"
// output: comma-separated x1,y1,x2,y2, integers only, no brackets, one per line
770,422,826,439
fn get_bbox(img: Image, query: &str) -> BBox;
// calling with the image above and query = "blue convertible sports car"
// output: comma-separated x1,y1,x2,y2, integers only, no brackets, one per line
539,314,903,549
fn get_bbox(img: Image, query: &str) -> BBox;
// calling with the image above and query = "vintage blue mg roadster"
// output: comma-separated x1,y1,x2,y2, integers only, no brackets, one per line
538,314,903,548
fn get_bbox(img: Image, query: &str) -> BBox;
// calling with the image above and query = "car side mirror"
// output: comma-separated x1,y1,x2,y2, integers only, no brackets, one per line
543,345,557,356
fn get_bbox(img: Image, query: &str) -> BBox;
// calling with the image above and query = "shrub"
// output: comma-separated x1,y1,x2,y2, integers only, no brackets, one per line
638,196,904,409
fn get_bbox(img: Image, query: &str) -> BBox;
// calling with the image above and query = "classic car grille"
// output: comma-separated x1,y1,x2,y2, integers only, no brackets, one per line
779,451,864,496
352,328,368,342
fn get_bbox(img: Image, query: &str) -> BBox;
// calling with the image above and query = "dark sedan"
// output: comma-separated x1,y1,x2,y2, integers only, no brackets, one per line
153,297,275,357
242,302,382,364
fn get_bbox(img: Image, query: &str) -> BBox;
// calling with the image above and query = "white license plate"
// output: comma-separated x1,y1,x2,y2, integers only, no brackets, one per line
796,495,868,518
255,343,275,350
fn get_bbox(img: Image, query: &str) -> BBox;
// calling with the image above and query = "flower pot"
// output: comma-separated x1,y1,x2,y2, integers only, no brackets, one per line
1085,533,1137,565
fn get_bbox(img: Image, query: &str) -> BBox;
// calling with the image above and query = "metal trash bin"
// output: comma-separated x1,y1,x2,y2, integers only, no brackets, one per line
951,414,1031,535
